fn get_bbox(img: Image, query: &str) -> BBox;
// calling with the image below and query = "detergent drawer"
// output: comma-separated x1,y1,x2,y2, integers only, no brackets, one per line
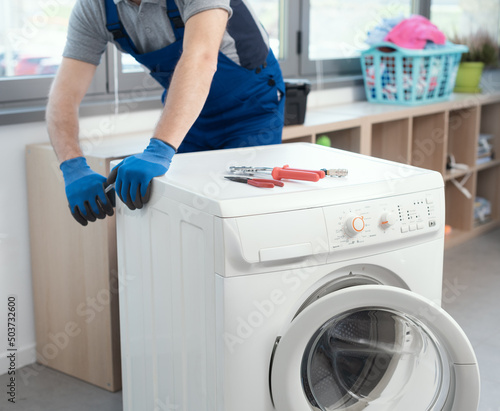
214,208,329,277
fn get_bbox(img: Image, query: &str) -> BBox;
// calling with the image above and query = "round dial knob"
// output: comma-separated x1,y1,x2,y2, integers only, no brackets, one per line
380,212,397,229
345,215,365,236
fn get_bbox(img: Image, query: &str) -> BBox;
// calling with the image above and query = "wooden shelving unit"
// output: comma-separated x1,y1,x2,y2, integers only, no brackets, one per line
282,93,500,248
26,134,150,391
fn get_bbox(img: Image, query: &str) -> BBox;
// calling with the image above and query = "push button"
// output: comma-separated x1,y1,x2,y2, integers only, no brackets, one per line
409,223,417,231
429,220,436,227
417,222,424,230
401,226,408,233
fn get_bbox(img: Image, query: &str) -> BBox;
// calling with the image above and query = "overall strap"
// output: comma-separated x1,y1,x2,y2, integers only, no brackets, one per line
104,0,139,54
166,0,184,41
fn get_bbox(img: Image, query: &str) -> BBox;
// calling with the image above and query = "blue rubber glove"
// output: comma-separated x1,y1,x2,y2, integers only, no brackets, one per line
107,138,176,210
60,157,115,226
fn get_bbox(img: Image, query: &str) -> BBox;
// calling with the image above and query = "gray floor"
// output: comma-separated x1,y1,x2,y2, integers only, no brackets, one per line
1,227,499,410
0,364,122,411
442,227,500,411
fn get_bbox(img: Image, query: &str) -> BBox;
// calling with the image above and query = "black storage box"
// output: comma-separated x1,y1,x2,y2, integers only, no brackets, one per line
284,79,311,126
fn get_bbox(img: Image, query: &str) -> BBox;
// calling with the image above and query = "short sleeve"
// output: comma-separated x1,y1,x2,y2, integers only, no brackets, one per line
63,0,111,66
179,0,233,22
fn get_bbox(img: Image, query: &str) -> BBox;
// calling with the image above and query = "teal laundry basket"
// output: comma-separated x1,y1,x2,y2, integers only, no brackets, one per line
361,42,468,106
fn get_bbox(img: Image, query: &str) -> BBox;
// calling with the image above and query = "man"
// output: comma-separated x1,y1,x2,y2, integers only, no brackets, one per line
47,0,285,226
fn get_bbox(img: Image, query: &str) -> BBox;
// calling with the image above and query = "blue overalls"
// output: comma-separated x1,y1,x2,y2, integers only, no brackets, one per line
104,0,285,153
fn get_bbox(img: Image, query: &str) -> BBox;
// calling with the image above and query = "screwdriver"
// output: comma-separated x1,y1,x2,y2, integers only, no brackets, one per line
229,165,325,182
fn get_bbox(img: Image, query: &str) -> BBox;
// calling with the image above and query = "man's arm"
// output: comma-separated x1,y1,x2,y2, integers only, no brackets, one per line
106,8,230,210
47,58,114,226
152,8,229,149
46,57,97,162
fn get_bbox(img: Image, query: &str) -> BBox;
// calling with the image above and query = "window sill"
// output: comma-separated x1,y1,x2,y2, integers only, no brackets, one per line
0,74,365,127
0,92,164,127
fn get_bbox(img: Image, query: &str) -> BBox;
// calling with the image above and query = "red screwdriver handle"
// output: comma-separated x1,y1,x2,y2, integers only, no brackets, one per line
271,166,320,182
281,165,326,179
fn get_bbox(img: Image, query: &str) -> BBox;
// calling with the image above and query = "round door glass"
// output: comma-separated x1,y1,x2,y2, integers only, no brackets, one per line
301,308,451,410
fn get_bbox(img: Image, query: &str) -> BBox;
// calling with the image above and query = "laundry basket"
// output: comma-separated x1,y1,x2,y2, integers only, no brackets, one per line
361,42,468,106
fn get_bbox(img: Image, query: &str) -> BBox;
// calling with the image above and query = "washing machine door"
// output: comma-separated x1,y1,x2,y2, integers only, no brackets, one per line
270,285,479,411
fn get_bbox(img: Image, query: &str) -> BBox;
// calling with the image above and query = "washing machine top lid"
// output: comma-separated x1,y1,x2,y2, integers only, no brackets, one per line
154,143,443,217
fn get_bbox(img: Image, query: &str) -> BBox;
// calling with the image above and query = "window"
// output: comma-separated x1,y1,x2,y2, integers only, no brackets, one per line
246,0,282,58
301,0,413,76
249,0,414,77
0,0,107,105
308,0,412,61
0,1,76,79
431,0,500,40
247,0,300,76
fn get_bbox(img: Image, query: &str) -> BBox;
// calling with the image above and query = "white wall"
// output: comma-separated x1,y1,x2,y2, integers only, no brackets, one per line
0,121,48,374
0,108,162,376
0,86,362,377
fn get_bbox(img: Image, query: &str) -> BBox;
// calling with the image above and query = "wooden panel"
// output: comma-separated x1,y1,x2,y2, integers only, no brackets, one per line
371,118,410,163
447,106,479,167
445,174,476,232
26,145,122,391
317,127,361,153
411,112,447,173
281,135,314,144
445,220,500,249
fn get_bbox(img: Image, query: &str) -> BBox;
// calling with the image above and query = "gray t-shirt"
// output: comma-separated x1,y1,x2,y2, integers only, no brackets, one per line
63,0,270,70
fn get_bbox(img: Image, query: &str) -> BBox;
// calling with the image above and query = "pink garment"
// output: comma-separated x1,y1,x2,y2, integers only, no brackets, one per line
384,15,446,49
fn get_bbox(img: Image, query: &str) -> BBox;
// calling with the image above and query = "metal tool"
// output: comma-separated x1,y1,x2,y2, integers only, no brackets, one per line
321,168,349,177
224,176,285,188
229,165,325,182
105,183,115,194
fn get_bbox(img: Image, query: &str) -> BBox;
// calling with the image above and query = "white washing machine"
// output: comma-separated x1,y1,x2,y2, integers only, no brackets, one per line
115,143,480,411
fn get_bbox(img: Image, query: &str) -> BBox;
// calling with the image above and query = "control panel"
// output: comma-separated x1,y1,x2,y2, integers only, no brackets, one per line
323,190,442,251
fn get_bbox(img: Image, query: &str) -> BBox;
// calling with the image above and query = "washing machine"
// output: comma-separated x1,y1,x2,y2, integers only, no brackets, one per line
115,143,480,411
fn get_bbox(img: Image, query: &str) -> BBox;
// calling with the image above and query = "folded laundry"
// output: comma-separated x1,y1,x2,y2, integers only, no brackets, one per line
385,15,446,49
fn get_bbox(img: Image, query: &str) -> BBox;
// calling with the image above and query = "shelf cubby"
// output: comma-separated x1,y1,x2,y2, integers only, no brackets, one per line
411,112,447,173
371,118,410,163
315,127,361,153
479,102,500,165
447,106,479,168
445,174,476,232
475,165,500,225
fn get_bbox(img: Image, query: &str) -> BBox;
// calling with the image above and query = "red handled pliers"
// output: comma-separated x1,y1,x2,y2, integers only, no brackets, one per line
224,176,285,188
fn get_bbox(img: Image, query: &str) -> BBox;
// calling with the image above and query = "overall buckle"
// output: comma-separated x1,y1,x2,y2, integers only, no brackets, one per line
167,11,184,29
111,29,126,40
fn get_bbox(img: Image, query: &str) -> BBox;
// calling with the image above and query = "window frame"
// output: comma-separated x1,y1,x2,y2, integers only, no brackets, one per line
276,0,300,78
106,46,163,95
0,63,107,105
